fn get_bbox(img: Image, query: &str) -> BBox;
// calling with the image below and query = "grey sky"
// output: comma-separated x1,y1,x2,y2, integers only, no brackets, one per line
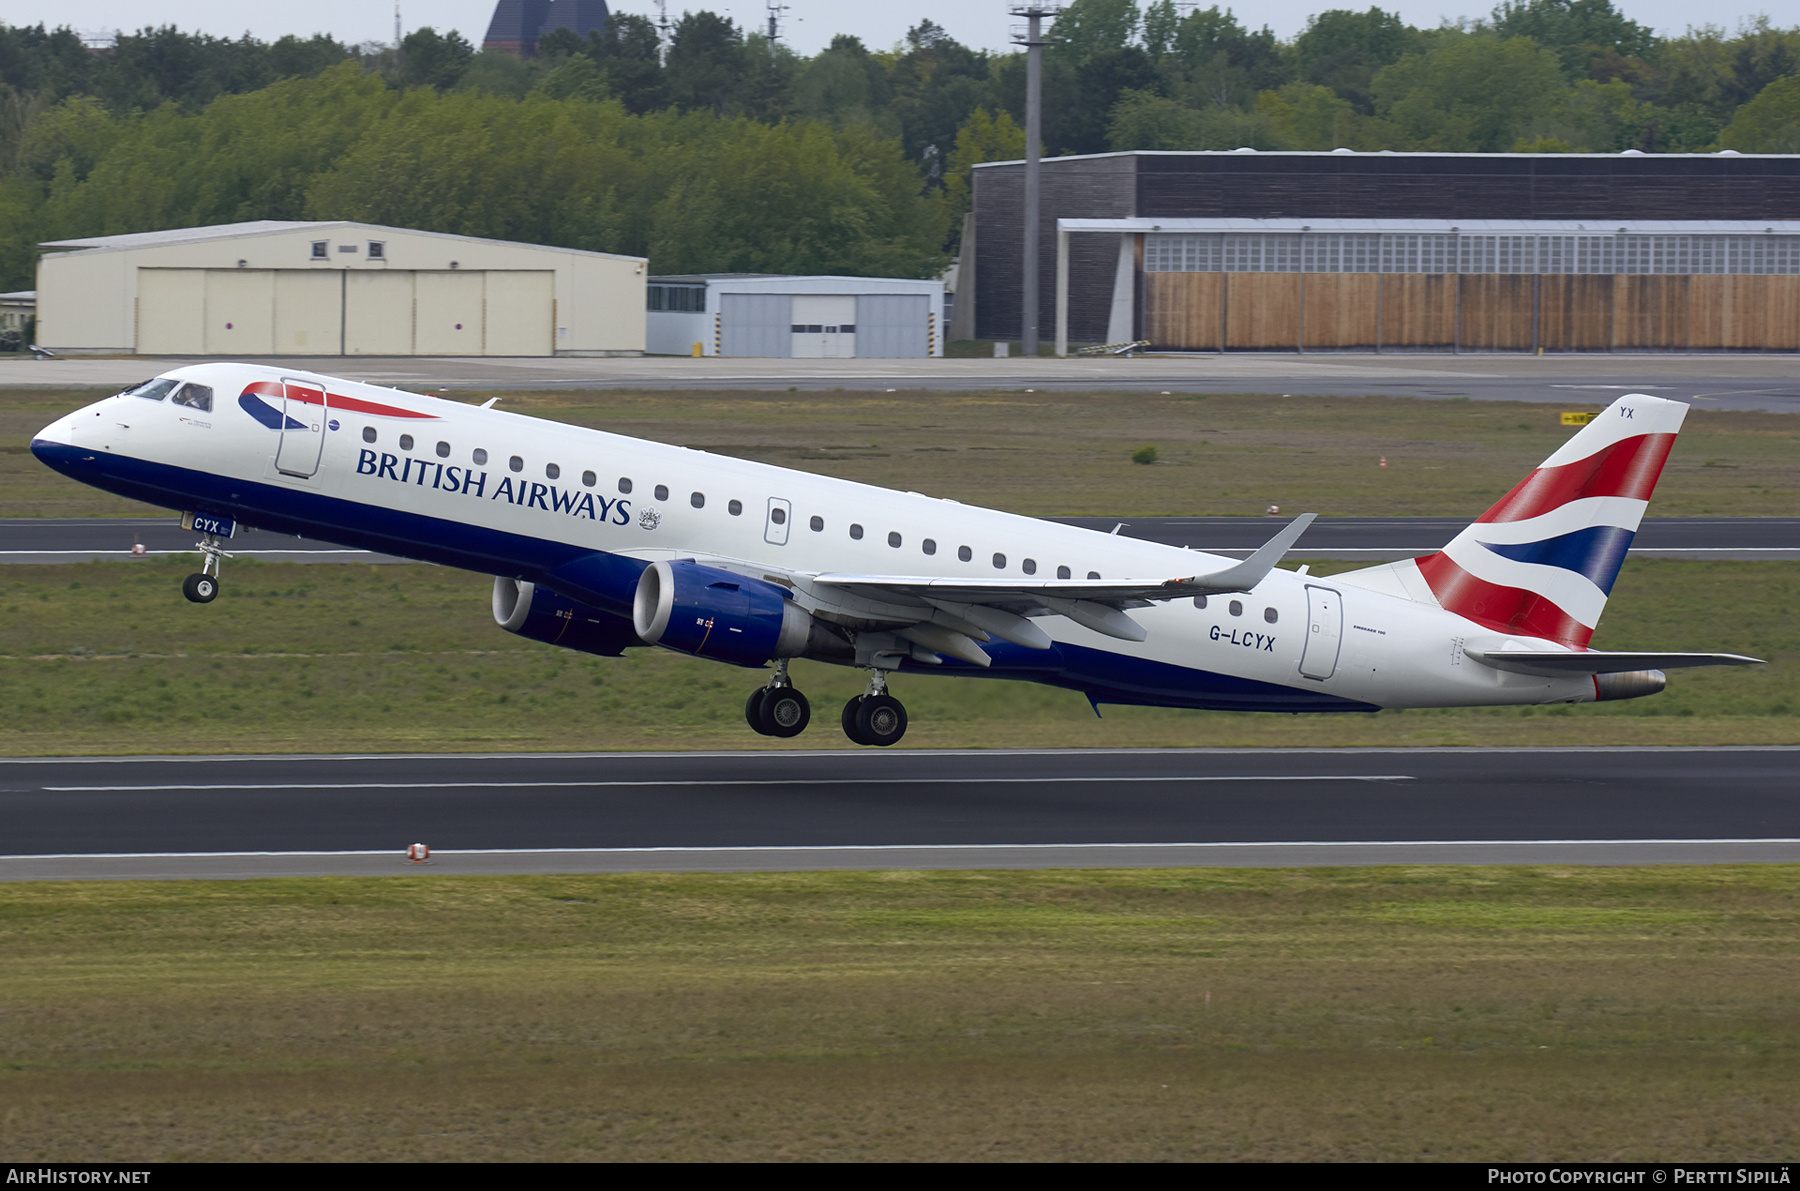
5,1,1783,59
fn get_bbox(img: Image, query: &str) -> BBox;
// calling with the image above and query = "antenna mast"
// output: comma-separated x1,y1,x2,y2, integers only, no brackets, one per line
394,2,402,47
766,2,790,46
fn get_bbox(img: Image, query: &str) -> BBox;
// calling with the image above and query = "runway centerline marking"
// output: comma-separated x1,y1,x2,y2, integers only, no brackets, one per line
42,775,1416,792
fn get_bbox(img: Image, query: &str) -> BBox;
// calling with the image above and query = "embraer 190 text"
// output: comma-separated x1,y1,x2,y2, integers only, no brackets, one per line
31,365,1760,745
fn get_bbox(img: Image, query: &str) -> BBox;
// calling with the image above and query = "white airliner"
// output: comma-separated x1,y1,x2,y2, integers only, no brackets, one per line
31,363,1759,745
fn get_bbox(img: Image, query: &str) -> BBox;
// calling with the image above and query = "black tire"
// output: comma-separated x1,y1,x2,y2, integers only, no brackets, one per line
744,688,772,735
759,688,811,738
841,696,867,745
182,573,218,604
854,694,908,747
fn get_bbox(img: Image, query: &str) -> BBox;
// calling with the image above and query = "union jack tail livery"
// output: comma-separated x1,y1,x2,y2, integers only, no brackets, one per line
1416,394,1685,647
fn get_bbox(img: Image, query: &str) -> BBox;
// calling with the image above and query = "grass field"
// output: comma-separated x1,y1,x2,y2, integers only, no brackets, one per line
0,557,1790,754
5,386,1797,518
2,866,1795,1161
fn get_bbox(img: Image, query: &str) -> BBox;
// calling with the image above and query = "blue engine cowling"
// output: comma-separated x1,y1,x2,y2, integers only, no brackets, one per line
631,560,820,668
493,577,643,657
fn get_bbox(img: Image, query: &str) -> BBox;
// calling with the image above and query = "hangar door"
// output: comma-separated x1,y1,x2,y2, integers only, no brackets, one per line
137,268,554,356
855,294,930,358
719,293,792,357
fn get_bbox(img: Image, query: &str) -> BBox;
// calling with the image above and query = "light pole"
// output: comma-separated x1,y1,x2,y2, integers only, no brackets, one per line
1010,6,1057,358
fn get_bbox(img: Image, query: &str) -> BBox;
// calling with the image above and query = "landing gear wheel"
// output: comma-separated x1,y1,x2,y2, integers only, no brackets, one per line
853,694,908,747
841,696,867,745
759,688,811,738
744,688,772,735
182,573,218,604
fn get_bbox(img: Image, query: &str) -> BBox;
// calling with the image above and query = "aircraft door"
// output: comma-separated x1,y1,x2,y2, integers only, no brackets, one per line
274,378,326,478
1300,585,1343,680
764,497,792,546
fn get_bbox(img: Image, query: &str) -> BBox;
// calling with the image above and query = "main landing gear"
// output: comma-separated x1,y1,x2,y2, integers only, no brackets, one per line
744,662,909,746
181,532,232,604
841,669,908,748
745,659,812,739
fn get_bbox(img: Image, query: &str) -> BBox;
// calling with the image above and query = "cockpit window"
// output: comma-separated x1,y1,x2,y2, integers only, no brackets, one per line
126,378,179,402
170,383,213,412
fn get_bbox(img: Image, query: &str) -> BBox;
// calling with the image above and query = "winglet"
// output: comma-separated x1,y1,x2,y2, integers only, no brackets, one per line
1177,513,1316,595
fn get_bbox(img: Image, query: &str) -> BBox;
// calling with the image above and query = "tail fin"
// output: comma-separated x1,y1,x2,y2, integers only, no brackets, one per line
1343,394,1686,648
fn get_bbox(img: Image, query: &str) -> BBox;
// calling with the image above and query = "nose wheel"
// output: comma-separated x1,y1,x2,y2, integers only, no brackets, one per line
182,532,232,604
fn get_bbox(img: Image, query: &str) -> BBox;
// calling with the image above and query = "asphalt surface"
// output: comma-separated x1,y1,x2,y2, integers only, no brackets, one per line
4,515,1794,564
3,748,1795,879
5,354,1800,411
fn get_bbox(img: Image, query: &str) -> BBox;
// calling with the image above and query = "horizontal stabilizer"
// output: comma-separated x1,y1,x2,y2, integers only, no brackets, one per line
1469,649,1763,677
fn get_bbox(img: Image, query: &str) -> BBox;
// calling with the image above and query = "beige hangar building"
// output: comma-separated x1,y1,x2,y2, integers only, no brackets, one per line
35,220,647,356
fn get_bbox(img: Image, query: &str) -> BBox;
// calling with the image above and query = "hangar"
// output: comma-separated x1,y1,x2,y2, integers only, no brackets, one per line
646,274,944,358
35,220,647,357
970,150,1800,352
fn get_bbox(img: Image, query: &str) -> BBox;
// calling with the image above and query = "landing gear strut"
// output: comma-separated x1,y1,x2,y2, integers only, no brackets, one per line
745,659,811,739
841,669,908,747
181,533,232,604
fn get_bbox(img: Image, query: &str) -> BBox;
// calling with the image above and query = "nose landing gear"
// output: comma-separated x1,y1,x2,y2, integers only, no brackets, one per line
181,533,232,604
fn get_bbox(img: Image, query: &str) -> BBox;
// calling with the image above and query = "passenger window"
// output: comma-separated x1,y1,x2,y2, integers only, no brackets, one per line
171,383,213,412
850,524,864,540
691,492,705,509
888,532,902,548
1194,595,1209,609
728,499,743,516
363,426,377,443
546,463,560,480
509,456,523,473
654,484,669,501
618,478,632,494
922,539,937,555
582,471,596,487
958,546,972,562
435,441,450,458
1264,607,1279,624
1057,566,1071,579
770,507,786,524
473,448,488,465
1229,600,1243,617
992,553,1006,569
1023,558,1037,575
399,434,414,451
810,515,824,532
1087,572,1101,580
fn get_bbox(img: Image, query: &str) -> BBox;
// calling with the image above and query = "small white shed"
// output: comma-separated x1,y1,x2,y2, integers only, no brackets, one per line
647,274,944,358
36,220,646,357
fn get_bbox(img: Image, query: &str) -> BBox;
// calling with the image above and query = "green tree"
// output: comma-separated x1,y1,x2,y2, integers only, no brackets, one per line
1257,82,1363,149
943,107,1024,229
1721,73,1800,152
1490,0,1657,77
1291,8,1419,113
1050,0,1141,64
397,28,475,91
586,13,666,114
665,11,746,116
1373,34,1563,151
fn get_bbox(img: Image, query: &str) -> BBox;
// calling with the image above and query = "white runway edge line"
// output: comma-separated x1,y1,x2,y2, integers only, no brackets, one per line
42,775,1417,792
7,839,1798,862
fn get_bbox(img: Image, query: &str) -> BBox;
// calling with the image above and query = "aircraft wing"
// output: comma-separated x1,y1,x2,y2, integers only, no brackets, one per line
1469,649,1764,677
779,514,1318,654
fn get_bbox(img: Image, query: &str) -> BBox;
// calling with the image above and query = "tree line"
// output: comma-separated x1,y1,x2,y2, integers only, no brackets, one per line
2,1,1799,293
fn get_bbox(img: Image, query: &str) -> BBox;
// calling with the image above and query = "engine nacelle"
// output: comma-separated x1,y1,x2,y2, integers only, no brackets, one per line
632,560,836,668
493,577,643,657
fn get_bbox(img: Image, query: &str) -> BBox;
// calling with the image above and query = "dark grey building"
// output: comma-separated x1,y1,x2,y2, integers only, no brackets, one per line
969,150,1800,351
482,0,609,57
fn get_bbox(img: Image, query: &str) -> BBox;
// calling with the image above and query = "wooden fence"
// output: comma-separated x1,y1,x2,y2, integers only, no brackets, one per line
1143,272,1800,351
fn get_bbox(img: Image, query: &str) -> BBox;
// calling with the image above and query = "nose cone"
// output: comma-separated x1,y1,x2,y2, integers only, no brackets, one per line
32,414,74,450
31,409,90,479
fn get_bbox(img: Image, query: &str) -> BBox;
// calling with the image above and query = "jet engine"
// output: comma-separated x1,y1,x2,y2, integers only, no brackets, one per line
631,560,846,668
493,577,643,657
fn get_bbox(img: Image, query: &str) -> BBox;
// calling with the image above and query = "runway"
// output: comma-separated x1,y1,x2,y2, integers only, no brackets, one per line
5,515,1795,564
4,353,1800,411
3,747,1795,880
